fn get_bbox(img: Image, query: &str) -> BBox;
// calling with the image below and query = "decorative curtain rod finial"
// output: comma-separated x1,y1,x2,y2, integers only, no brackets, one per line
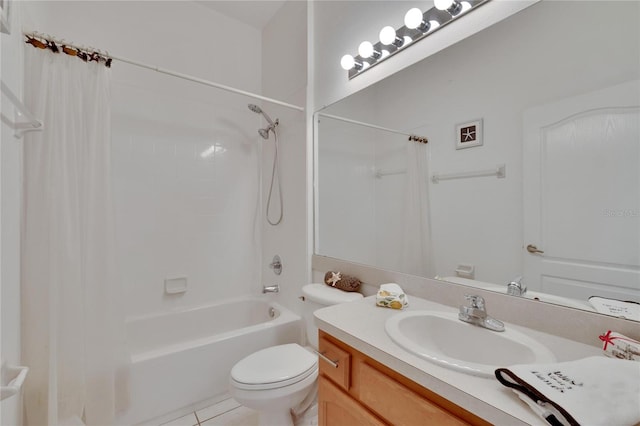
409,135,429,144
24,31,113,68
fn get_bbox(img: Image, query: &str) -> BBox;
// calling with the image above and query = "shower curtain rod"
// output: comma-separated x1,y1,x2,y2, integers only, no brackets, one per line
23,30,305,112
316,112,428,143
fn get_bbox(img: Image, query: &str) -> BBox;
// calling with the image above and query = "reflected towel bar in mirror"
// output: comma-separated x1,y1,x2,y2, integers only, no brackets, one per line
431,164,506,184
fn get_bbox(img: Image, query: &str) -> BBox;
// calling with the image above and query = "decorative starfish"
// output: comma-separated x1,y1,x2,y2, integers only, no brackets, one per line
328,272,341,286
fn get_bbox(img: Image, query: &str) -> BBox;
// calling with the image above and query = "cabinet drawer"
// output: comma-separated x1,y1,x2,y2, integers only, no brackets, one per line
358,362,469,426
319,376,386,426
318,336,351,390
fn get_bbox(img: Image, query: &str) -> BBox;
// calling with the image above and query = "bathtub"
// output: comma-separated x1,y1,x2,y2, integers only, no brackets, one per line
118,297,303,425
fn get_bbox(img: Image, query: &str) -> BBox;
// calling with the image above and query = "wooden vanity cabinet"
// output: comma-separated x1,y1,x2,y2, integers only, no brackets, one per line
318,330,490,426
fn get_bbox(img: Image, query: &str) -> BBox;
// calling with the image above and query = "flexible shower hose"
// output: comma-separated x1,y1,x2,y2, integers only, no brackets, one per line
266,129,283,226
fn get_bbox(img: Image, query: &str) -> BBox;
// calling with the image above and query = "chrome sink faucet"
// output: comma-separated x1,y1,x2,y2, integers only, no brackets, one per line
458,295,505,332
506,276,527,296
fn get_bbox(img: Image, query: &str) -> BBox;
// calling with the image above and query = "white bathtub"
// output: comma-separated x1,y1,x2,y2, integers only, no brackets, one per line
118,297,303,425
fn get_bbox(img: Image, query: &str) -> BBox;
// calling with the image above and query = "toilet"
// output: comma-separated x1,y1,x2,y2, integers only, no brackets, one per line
229,284,363,426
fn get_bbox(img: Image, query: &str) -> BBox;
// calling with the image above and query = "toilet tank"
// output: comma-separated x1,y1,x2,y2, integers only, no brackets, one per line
301,284,363,348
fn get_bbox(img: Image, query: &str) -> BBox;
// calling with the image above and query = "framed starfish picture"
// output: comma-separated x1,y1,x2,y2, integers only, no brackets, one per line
455,119,483,149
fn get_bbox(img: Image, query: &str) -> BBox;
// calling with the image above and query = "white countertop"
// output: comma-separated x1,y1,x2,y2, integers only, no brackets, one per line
314,295,602,425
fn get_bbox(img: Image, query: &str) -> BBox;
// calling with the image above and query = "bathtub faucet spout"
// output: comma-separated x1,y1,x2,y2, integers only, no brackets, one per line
262,284,280,294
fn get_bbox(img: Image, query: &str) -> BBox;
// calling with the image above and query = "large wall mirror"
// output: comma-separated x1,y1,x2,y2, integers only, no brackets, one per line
315,1,640,321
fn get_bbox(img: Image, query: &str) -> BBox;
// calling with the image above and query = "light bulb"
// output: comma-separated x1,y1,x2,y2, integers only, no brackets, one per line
379,26,397,45
404,8,423,29
434,0,454,10
434,0,462,15
358,41,374,58
340,54,355,70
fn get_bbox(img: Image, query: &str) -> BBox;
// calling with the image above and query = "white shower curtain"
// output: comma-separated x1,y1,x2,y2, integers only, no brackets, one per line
21,48,128,425
399,141,434,277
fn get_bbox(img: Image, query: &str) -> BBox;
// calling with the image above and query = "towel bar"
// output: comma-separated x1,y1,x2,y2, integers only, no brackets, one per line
432,164,506,184
1,81,43,138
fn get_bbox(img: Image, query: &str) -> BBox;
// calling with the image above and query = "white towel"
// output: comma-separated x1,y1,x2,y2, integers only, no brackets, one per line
495,357,640,426
589,296,640,321
599,330,640,361
376,283,408,309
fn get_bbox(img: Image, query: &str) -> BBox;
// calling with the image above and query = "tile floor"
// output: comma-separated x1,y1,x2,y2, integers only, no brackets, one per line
159,397,318,426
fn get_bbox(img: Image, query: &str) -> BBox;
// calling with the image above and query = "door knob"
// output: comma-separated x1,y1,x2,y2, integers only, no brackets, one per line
526,244,544,254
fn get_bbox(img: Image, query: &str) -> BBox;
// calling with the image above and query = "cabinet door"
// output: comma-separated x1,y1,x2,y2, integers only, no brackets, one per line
358,362,469,426
319,376,386,426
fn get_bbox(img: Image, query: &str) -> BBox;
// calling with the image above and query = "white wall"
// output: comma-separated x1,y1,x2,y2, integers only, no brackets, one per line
261,0,308,317
316,1,640,286
1,0,23,369
25,1,264,317
1,1,26,422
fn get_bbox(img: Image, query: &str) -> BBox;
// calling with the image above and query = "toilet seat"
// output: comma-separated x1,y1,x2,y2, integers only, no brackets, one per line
230,344,318,391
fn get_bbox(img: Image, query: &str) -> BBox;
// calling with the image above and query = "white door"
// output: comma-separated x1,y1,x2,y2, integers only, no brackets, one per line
523,80,640,303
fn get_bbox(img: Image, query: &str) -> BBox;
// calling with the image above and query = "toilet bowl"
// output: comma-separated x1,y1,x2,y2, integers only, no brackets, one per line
229,284,363,426
230,344,318,426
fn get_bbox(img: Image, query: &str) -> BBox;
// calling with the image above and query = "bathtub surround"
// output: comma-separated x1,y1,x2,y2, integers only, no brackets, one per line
10,2,309,423
23,1,266,320
21,47,127,424
260,0,310,319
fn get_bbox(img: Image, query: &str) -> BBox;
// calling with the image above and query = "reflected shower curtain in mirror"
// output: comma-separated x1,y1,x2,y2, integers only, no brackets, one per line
399,141,434,276
21,48,128,425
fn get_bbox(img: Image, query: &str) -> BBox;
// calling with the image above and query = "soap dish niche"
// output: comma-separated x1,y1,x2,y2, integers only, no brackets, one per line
455,264,475,279
165,277,188,295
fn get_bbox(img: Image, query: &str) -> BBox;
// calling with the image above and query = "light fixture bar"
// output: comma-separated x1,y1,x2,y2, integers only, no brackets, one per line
344,0,490,79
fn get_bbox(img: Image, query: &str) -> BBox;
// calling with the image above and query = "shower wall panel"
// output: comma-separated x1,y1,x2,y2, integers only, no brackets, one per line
30,0,264,317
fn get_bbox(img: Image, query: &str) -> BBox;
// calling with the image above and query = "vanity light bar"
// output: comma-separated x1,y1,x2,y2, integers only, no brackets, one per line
341,0,491,79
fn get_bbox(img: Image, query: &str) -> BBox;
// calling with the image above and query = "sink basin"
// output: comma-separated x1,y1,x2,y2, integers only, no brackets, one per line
385,311,556,377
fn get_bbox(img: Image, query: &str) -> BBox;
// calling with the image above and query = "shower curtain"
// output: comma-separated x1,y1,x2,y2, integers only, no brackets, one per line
399,141,434,277
21,48,127,425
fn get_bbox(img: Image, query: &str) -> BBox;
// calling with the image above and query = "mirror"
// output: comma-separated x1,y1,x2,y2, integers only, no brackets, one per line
315,1,640,320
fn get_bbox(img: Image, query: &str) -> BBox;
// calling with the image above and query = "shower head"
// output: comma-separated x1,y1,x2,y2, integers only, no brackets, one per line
258,128,270,140
248,104,262,114
248,103,279,140
248,103,275,126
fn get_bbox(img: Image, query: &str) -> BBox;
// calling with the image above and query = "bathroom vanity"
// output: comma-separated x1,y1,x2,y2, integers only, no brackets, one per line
318,331,488,425
315,295,603,425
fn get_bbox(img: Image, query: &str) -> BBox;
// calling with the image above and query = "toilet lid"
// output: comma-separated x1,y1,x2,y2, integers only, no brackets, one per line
231,344,318,390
